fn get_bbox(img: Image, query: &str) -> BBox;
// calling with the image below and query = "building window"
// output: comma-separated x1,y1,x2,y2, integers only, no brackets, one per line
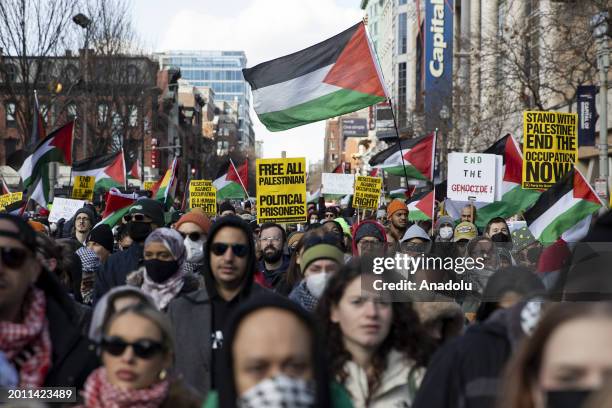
398,62,407,128
4,64,18,82
329,140,335,150
216,140,229,156
127,65,139,84
127,105,138,127
398,0,407,4
63,64,79,84
67,103,77,121
5,102,17,127
98,103,109,125
398,12,407,54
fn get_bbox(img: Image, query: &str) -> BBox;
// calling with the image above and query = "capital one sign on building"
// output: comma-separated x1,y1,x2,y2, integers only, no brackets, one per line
424,0,453,133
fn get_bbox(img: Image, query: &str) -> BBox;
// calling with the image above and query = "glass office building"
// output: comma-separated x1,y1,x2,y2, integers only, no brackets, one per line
156,50,254,147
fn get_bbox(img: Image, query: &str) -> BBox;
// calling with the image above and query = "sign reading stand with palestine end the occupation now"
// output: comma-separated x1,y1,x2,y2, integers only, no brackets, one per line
256,157,307,224
522,111,577,190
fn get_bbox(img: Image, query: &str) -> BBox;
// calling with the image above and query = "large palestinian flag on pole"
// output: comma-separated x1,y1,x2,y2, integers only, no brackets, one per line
525,168,602,244
242,22,388,131
72,150,126,191
214,160,248,200
407,190,435,221
369,133,435,181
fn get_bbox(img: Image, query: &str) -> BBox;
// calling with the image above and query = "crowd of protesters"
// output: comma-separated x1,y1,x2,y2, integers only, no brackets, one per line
1,194,612,408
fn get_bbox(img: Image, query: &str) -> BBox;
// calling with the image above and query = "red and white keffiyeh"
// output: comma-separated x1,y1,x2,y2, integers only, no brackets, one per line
0,287,52,387
81,367,170,408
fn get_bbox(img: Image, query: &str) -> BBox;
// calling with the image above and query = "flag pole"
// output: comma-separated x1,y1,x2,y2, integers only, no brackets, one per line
229,158,249,198
387,98,412,184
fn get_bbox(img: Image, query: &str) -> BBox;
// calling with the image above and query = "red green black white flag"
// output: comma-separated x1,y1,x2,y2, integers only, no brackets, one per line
369,133,435,181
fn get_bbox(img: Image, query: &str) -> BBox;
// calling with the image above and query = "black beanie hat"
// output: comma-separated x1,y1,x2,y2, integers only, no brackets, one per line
74,207,96,223
219,201,235,214
128,198,165,226
86,224,114,253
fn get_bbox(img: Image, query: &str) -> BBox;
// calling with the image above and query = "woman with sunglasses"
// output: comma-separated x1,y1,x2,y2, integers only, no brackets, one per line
126,228,202,311
82,303,201,407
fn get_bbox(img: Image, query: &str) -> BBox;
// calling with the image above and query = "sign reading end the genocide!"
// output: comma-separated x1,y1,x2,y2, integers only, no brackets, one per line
189,180,217,216
256,157,307,224
72,176,95,201
522,111,577,190
353,176,382,209
447,153,497,203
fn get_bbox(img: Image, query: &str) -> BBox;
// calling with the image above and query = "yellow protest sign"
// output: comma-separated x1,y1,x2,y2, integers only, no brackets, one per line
353,176,382,209
72,176,95,201
0,192,23,211
522,111,577,189
256,157,307,224
189,180,217,215
143,181,156,191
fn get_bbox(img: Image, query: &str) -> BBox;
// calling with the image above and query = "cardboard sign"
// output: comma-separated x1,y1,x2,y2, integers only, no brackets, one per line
256,157,307,223
189,180,217,215
353,176,382,209
321,173,355,195
447,153,497,203
49,197,85,223
143,181,156,191
0,192,23,210
72,176,95,201
522,111,578,189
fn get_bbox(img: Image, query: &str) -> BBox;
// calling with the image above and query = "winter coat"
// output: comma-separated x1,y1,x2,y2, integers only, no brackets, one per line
160,379,202,408
342,349,424,408
93,243,143,303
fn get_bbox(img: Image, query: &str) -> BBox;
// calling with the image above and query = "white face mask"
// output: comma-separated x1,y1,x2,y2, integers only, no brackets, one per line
184,237,205,263
238,374,315,408
305,272,329,299
439,226,453,240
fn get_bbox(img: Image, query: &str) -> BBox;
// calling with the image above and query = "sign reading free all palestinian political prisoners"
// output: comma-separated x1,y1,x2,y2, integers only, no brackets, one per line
256,157,307,223
189,180,216,216
353,176,382,209
447,153,498,203
522,111,578,190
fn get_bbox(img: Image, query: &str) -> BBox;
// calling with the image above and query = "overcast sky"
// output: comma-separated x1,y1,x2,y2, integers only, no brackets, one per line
131,0,363,164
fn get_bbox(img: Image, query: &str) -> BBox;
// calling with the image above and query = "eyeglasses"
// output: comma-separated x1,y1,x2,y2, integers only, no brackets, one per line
0,247,29,268
100,336,165,359
324,213,335,219
180,231,203,242
123,214,150,223
210,242,248,257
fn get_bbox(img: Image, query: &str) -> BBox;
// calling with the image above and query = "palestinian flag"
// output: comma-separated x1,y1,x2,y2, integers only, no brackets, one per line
128,159,141,180
1,179,10,195
242,22,388,131
151,158,179,205
97,188,143,227
389,186,416,200
332,162,345,174
369,133,435,181
525,168,602,244
19,121,74,189
72,150,126,191
407,190,435,221
213,160,248,200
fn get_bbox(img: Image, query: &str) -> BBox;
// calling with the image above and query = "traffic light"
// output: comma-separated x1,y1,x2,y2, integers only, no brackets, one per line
151,138,158,169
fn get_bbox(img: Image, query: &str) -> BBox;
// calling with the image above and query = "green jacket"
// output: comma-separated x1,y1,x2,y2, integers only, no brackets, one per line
202,382,353,408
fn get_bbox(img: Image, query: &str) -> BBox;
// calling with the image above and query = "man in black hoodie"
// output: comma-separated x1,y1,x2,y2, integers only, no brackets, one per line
167,215,267,395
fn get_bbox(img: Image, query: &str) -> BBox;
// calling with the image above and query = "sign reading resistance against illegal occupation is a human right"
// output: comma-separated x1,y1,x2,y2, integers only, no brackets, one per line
353,176,382,209
189,180,216,216
256,157,307,224
522,111,578,190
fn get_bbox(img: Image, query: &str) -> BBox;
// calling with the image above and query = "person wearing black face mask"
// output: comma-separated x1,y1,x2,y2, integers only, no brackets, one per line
126,228,202,311
93,199,165,303
485,217,512,244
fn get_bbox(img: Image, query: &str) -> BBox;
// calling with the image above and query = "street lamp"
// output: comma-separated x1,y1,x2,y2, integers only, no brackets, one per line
72,13,91,159
590,11,610,195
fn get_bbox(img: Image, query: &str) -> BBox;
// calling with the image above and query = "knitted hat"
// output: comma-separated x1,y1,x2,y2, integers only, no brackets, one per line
435,215,455,231
28,220,47,233
387,199,408,218
354,222,384,243
175,211,211,235
301,243,344,272
219,201,235,214
334,217,352,237
287,231,304,248
128,198,165,226
453,221,477,242
512,226,537,252
86,224,114,253
400,224,431,243
74,207,95,223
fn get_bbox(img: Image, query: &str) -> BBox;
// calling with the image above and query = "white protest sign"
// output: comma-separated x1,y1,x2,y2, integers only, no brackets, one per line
49,197,86,223
321,173,355,195
447,153,498,203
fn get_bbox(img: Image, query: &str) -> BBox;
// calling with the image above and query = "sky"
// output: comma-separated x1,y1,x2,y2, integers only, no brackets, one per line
131,0,364,164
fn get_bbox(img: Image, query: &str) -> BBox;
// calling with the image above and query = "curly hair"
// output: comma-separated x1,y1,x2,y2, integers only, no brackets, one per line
316,256,434,402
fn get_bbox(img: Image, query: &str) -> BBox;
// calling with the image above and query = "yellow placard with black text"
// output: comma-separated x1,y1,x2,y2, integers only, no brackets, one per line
143,181,156,191
72,176,95,201
353,176,382,209
189,180,217,216
256,157,307,224
0,192,23,211
522,111,577,189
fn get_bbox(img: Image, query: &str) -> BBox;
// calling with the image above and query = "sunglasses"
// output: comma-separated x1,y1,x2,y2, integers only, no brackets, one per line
180,231,203,242
1,247,29,268
123,214,149,223
210,242,248,257
101,336,165,359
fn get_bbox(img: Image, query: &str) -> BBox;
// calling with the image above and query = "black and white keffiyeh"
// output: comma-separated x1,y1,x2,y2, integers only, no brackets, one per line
238,375,315,408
